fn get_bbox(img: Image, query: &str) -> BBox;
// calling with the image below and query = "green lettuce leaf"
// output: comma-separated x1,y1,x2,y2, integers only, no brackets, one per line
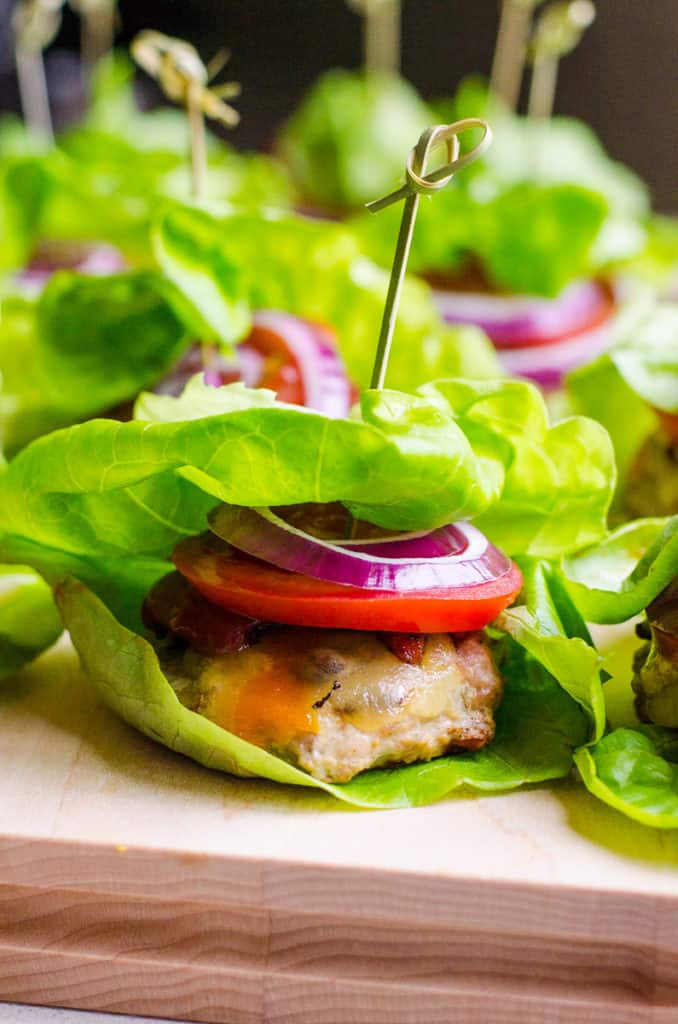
54,576,589,808
560,516,678,624
0,155,52,272
422,379,615,556
0,146,161,269
0,378,615,622
276,69,432,211
0,565,62,680
567,359,654,490
575,727,678,829
153,203,503,389
0,271,189,455
568,303,678,513
354,180,609,298
497,559,605,740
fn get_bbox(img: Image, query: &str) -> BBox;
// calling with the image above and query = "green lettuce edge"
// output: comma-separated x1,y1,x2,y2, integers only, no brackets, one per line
561,516,678,624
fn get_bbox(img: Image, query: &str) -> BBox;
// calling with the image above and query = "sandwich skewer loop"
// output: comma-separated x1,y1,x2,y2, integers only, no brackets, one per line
131,30,240,200
367,119,493,390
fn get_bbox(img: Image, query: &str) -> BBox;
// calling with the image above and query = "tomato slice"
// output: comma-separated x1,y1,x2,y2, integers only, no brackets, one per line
173,534,523,634
244,321,306,406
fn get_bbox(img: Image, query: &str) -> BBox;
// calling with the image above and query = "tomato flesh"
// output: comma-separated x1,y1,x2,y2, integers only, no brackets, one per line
245,322,306,405
173,534,523,634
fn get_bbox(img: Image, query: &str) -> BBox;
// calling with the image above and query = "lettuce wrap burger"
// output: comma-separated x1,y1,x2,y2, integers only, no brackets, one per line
0,373,616,805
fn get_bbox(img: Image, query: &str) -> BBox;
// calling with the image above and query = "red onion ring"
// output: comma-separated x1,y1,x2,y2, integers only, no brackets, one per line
153,312,353,415
252,310,352,417
433,278,613,349
497,319,614,391
208,504,512,592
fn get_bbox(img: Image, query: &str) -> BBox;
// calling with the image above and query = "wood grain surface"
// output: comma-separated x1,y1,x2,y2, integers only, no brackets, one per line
1,629,678,1023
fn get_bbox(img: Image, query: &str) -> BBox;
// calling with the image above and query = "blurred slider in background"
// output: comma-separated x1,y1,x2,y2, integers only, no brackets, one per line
0,0,674,207
0,0,676,406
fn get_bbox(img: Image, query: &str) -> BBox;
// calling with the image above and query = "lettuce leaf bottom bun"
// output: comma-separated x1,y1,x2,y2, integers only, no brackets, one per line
54,574,593,807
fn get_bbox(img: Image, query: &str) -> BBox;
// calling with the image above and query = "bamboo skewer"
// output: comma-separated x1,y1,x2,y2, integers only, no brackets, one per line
367,119,492,389
490,0,543,110
69,0,118,75
347,0,402,76
528,0,596,118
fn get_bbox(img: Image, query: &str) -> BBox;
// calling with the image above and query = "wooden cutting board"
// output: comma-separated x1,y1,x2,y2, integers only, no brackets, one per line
1,628,678,1024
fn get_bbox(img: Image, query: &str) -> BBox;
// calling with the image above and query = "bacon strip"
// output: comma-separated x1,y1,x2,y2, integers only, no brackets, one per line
379,633,426,666
143,572,265,656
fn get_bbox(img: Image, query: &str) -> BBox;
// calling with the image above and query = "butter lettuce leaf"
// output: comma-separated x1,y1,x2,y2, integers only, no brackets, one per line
276,68,432,211
497,558,605,740
0,271,188,455
0,54,292,272
352,78,648,297
561,517,678,624
628,216,678,291
575,728,678,829
568,303,678,482
0,153,52,272
423,379,615,556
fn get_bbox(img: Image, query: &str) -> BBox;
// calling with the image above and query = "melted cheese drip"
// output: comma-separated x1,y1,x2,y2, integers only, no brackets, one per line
201,648,319,749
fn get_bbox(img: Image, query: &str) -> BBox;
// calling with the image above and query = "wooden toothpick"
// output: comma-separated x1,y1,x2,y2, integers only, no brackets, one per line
12,0,66,143
528,1,596,118
131,30,240,201
69,0,117,76
490,0,544,111
366,119,492,390
348,0,401,76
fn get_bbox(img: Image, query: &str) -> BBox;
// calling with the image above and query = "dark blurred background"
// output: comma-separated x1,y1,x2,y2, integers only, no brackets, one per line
1,0,676,210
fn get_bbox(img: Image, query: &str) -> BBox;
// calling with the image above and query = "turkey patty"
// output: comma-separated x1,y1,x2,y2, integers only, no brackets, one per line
158,626,502,784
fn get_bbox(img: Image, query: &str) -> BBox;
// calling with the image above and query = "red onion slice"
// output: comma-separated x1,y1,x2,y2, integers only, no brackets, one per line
497,319,614,391
152,312,353,415
208,504,512,592
338,524,467,558
252,310,352,417
433,278,613,349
